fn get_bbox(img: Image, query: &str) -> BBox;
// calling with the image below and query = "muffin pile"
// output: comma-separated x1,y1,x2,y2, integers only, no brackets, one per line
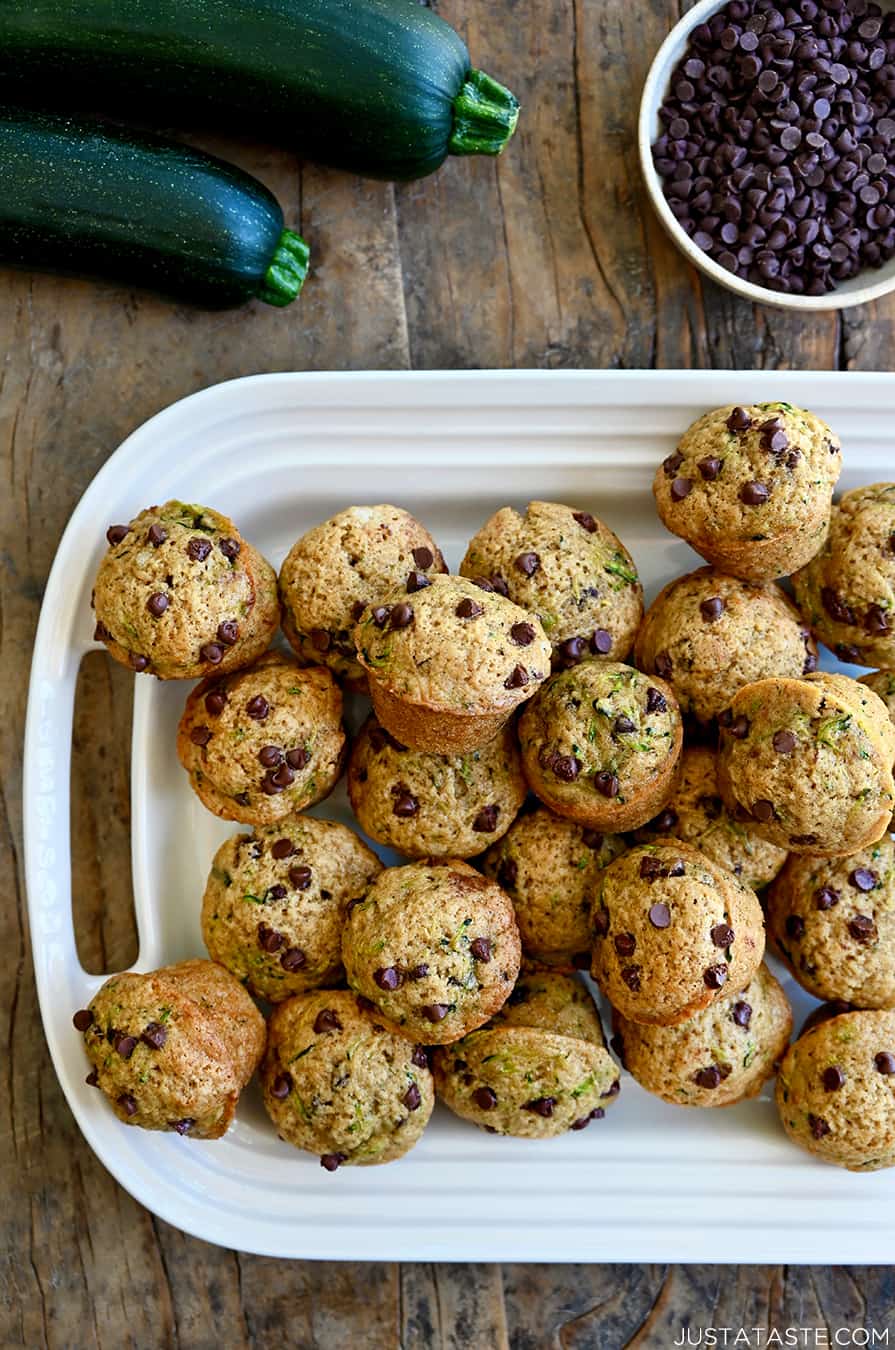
77,400,895,1173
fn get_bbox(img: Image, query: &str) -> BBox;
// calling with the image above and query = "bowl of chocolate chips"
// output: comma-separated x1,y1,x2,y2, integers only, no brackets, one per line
639,0,895,308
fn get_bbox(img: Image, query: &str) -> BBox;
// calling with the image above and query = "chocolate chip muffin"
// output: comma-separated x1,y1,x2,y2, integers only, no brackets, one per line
480,807,626,970
177,652,346,824
201,816,383,1001
354,573,552,755
633,746,788,891
613,963,792,1108
433,972,620,1138
716,672,895,857
261,990,434,1168
93,500,279,679
341,859,521,1045
633,566,818,727
278,505,447,690
73,959,265,1138
792,484,895,669
590,842,765,1026
776,1008,895,1171
653,403,842,582
766,835,895,1009
347,715,526,860
459,500,643,669
518,663,683,832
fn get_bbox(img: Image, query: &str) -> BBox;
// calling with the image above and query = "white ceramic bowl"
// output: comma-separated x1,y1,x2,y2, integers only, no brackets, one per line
638,0,895,310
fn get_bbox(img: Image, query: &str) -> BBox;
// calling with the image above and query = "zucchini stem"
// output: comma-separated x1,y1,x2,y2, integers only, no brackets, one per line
258,228,310,307
449,69,520,157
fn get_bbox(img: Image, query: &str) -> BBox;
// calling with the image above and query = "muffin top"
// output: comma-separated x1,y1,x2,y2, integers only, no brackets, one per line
278,504,446,685
766,834,895,1009
518,662,682,815
633,566,817,724
347,715,526,859
459,500,643,666
341,858,521,1044
93,499,275,679
591,842,765,1026
633,746,788,891
654,403,841,545
776,1009,895,1171
717,672,895,855
792,484,895,668
354,573,551,715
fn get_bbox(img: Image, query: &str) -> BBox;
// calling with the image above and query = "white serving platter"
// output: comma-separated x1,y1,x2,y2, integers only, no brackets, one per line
23,369,895,1263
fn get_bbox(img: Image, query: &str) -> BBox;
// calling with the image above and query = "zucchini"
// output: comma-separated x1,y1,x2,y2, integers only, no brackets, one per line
0,109,309,307
0,0,520,181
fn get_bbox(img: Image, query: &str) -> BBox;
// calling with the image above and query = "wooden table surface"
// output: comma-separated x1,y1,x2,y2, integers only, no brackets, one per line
3,0,895,1345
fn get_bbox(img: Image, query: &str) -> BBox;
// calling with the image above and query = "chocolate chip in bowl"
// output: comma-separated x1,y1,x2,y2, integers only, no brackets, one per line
638,0,895,309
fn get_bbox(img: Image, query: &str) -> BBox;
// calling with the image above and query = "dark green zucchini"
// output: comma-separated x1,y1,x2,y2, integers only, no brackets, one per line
0,0,520,181
0,109,309,307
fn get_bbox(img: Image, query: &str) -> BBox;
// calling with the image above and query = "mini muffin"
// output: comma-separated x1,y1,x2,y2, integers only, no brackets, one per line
792,484,895,669
518,663,683,832
613,963,792,1108
590,842,765,1026
633,746,788,891
716,672,895,857
347,715,526,859
73,959,265,1138
354,573,552,754
776,1009,895,1171
633,566,818,726
177,652,346,825
201,816,383,1001
459,500,643,668
93,500,279,679
261,990,434,1168
766,835,895,1009
278,505,446,689
341,859,521,1045
653,403,842,582
433,972,620,1138
480,807,627,969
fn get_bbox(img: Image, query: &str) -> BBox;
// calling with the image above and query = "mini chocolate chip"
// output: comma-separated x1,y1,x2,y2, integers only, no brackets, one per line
573,511,597,533
601,1079,621,1099
472,805,499,833
86,1070,99,1087
190,725,212,748
408,963,429,980
264,763,295,793
389,602,414,630
515,551,540,576
835,644,863,664
700,597,725,623
849,915,877,944
552,755,581,783
187,537,212,562
200,642,223,665
726,407,752,432
289,865,312,890
474,1086,498,1110
594,771,619,797
314,1009,343,1034
582,830,604,850
646,687,666,714
711,924,735,948
621,965,641,991
504,665,529,690
614,715,636,735
246,695,269,720
654,651,673,679
130,653,149,672
351,601,367,624
267,884,287,901
258,923,284,954
406,571,430,593
217,620,239,646
286,747,310,771
822,586,856,627
667,861,685,878
729,715,751,739
875,1053,895,1075
92,620,110,642
752,798,775,821
392,790,419,819
786,914,806,939
374,967,402,991
698,457,722,481
523,1096,555,1117
456,597,484,620
497,858,518,888
614,932,636,957
670,476,693,502
280,948,306,971
412,1046,429,1069
271,1073,293,1100
739,481,770,506
592,629,613,654
73,1009,93,1032
865,605,890,636
650,896,672,928
809,1114,830,1140
593,908,610,938
732,1001,752,1029
320,1153,346,1172
849,868,878,892
141,1022,167,1050
403,1083,422,1111
822,1066,845,1092
640,856,665,881
694,1065,722,1089
147,523,167,547
558,636,587,666
651,808,678,832
118,1094,138,1116
662,451,684,477
815,887,840,911
258,745,282,768
219,538,240,561
271,838,295,860
412,546,434,569
370,605,390,628
704,964,728,990
106,524,130,545
114,1034,137,1060
510,622,535,646
147,592,168,618
205,689,227,715
773,729,797,754
422,1003,450,1023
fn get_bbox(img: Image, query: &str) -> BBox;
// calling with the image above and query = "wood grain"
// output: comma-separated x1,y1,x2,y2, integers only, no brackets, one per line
2,0,895,1342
